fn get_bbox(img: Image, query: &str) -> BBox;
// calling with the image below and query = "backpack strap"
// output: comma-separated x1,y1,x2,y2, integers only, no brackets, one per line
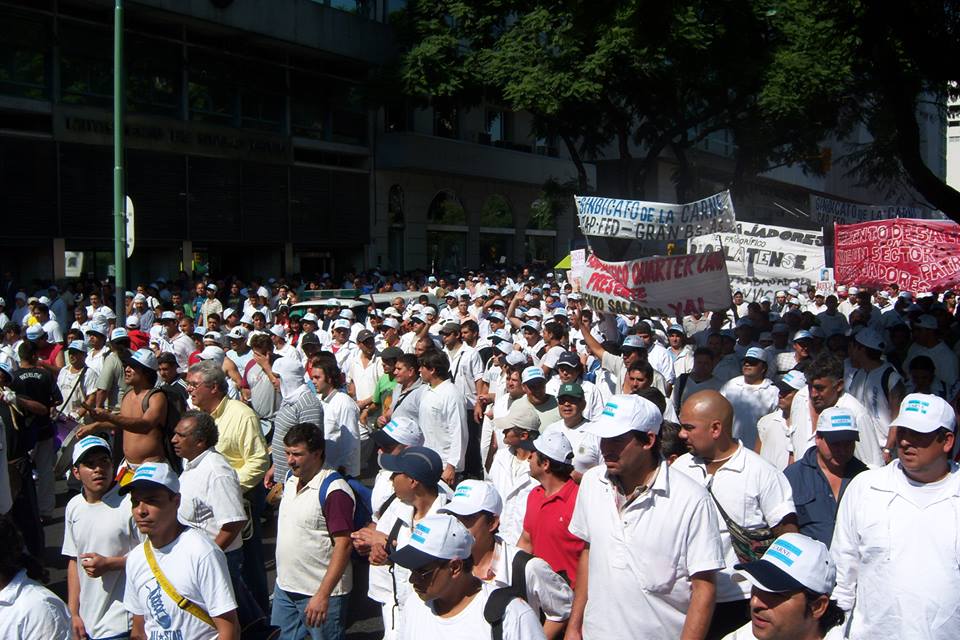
141,387,159,412
674,373,689,413
318,470,344,512
376,492,398,520
509,549,534,602
241,358,259,389
484,587,518,640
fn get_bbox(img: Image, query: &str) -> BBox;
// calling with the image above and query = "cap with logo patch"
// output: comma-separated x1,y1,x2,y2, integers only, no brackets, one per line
72,436,112,466
439,480,503,517
118,462,180,495
735,533,836,595
556,382,585,399
585,394,662,438
373,416,424,449
890,393,957,434
521,366,545,385
815,407,860,442
743,347,766,362
775,370,806,394
390,513,475,570
518,431,574,465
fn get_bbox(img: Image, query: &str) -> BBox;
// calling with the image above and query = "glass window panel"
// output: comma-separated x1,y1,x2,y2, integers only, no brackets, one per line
428,230,466,273
60,21,112,108
188,50,236,124
480,194,512,227
127,36,181,117
0,12,49,100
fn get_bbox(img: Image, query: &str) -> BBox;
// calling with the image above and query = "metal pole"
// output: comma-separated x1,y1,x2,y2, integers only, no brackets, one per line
113,0,126,321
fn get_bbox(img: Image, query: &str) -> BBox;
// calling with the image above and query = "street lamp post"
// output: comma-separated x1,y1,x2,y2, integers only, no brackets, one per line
113,0,126,321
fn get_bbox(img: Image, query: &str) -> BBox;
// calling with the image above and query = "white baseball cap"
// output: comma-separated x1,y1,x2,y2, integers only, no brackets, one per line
109,328,128,342
269,325,287,338
126,348,157,371
160,311,177,321
198,345,226,366
390,513,475,570
301,312,319,323
775,370,806,393
493,402,541,433
125,314,140,328
67,339,87,353
585,394,662,438
118,462,180,495
373,416,424,448
890,393,957,434
735,533,836,595
227,326,249,340
743,347,766,362
71,436,111,466
338,309,354,320
203,331,221,343
520,431,574,465
86,321,109,337
816,407,860,442
521,366,545,384
440,480,503,517
239,314,255,325
324,298,339,307
505,351,527,366
913,314,938,330
25,325,44,340
223,307,237,318
382,317,400,330
853,327,885,352
332,319,350,331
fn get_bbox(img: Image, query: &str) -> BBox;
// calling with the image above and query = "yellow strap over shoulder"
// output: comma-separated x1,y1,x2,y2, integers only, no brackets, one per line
143,539,215,627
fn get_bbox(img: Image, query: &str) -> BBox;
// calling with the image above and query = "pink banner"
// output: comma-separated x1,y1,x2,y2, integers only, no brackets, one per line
834,218,960,291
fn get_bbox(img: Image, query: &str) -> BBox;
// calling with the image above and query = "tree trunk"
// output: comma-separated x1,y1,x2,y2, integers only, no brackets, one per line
561,133,590,194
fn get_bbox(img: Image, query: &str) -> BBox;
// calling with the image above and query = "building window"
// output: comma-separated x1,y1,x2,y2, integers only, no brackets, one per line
434,105,459,139
328,0,375,19
428,230,466,273
486,109,507,144
291,71,327,140
330,80,367,145
388,185,404,224
188,51,237,125
480,194,512,228
0,12,50,101
127,36,181,117
526,234,555,264
427,191,466,225
241,90,284,133
385,101,411,132
60,21,113,108
480,233,512,265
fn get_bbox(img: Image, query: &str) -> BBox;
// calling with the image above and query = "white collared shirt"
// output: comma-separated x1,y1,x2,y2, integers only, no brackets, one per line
178,448,247,553
674,445,795,602
831,461,960,639
489,449,538,545
417,380,468,471
720,376,780,450
445,343,484,408
568,461,724,639
0,569,71,639
789,389,884,467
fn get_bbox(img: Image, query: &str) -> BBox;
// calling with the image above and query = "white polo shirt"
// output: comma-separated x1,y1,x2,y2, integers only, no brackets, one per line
62,485,139,639
831,461,960,639
445,343,484,409
543,418,602,475
321,389,362,476
789,389,884,467
720,376,779,450
124,528,237,640
568,461,725,639
755,409,793,471
674,445,796,602
489,449,538,545
417,379,468,471
178,448,247,553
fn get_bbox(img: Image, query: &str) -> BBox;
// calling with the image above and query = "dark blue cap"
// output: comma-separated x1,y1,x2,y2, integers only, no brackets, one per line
379,446,443,486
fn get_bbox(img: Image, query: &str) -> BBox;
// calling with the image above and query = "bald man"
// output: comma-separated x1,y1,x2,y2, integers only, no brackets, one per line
675,390,798,638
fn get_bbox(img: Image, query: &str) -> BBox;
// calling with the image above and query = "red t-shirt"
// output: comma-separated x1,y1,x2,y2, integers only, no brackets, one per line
127,329,149,351
523,479,585,587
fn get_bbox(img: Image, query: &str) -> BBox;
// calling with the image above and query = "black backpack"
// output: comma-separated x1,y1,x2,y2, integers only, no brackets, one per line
141,386,186,473
483,549,535,640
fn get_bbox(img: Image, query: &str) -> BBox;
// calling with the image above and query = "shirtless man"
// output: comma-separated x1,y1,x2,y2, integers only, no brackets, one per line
79,348,167,484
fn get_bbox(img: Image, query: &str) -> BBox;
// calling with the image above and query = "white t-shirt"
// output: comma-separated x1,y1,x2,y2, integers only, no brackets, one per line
399,581,546,640
720,377,780,450
722,620,845,639
62,486,140,639
755,410,793,472
446,344,484,409
56,365,99,419
673,445,795,602
418,380,468,471
543,419,601,475
0,569,71,640
489,450,537,545
124,529,237,640
906,341,959,383
178,449,247,553
321,390,362,477
845,363,902,446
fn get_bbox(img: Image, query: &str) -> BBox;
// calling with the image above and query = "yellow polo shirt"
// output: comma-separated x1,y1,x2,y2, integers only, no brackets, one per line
211,397,271,492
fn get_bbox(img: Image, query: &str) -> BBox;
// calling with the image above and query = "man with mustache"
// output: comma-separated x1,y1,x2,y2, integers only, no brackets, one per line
565,394,724,640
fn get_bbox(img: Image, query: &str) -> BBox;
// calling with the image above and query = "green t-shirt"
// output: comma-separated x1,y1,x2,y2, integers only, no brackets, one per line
372,373,397,406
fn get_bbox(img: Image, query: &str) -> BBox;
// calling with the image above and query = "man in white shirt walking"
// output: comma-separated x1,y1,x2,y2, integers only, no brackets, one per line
720,347,780,450
831,393,960,639
417,350,468,485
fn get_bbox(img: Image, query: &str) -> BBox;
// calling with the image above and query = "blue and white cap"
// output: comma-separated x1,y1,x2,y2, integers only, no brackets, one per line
332,319,351,331
622,335,645,350
792,330,814,343
109,328,129,342
775,370,806,393
118,462,180,495
816,407,859,442
373,416,424,448
743,347,766,362
25,325,44,340
86,321,109,337
390,513,475,570
67,340,87,353
891,393,957,434
735,533,836,595
585,394,662,438
521,366,545,384
440,480,503,517
71,436,111,466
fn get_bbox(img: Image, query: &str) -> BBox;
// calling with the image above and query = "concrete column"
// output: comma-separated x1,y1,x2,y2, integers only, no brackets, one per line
284,242,295,275
53,238,66,280
181,240,193,275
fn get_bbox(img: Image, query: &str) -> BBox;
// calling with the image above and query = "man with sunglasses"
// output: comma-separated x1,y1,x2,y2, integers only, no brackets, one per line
566,394,724,640
391,513,546,640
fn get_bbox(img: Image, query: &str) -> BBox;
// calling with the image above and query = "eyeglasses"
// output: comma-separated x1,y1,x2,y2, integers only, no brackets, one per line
409,562,445,583
185,380,209,390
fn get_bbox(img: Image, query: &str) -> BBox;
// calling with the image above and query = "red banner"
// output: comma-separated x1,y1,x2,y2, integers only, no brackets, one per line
834,218,960,292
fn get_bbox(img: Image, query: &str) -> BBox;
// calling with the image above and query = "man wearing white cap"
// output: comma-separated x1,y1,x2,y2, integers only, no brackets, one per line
158,310,195,373
199,283,222,328
121,462,240,639
55,340,98,423
63,436,139,640
755,370,806,471
567,394,724,640
845,327,904,457
906,313,959,386
391,513,546,640
489,403,541,545
440,479,573,639
417,350,468,485
84,320,110,377
722,533,846,639
720,347,780,450
676,390,798,637
831,393,960,639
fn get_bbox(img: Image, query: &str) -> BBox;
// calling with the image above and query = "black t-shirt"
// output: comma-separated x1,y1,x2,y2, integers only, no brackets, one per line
11,366,61,442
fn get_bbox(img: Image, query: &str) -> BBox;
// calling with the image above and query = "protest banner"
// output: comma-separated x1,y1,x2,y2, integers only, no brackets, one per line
834,218,960,292
576,190,737,242
809,195,933,226
687,222,825,301
570,249,586,289
582,251,732,317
